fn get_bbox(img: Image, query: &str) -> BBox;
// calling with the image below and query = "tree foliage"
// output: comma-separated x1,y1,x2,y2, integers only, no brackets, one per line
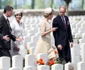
64,0,72,5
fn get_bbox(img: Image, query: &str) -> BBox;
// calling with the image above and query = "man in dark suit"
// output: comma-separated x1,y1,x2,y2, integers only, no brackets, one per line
0,5,21,57
52,6,73,63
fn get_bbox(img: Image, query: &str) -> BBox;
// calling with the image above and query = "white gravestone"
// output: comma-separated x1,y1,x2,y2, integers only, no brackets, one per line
37,53,48,64
52,64,63,70
77,62,85,70
37,65,49,70
25,54,36,67
29,47,35,55
71,44,80,64
12,55,23,70
80,43,85,61
65,63,76,70
24,66,36,70
9,67,21,70
0,57,10,70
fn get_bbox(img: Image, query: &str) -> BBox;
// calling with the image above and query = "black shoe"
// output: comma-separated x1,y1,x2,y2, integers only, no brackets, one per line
61,59,66,65
56,58,62,64
56,58,66,64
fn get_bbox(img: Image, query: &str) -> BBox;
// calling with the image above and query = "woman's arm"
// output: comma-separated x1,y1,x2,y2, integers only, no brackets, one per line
40,21,56,37
41,28,57,37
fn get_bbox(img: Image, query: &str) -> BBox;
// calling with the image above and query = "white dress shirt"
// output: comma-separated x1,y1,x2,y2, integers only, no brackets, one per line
3,14,8,20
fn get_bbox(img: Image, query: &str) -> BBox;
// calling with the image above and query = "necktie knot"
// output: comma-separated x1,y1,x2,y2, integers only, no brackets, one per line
7,19,9,23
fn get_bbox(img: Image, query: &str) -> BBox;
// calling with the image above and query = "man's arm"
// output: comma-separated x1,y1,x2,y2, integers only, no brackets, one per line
0,19,4,39
67,17,73,42
53,18,62,50
10,34,16,41
52,18,60,47
10,33,22,42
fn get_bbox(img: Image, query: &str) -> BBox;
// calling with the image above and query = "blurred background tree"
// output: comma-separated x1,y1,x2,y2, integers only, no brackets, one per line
31,0,35,9
35,0,44,8
0,0,13,9
64,0,72,15
64,0,72,8
82,0,84,9
0,0,85,11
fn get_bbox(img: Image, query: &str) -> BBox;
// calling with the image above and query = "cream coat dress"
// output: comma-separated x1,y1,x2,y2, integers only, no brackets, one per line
34,18,56,59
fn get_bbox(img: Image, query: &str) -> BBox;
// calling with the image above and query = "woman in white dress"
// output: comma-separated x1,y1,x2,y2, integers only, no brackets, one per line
10,10,27,57
34,8,57,59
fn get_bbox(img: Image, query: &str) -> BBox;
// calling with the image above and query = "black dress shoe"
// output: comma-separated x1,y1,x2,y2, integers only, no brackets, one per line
61,59,66,64
56,58,62,64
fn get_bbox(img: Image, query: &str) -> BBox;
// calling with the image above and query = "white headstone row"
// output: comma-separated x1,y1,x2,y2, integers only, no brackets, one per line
37,64,63,70
0,43,85,70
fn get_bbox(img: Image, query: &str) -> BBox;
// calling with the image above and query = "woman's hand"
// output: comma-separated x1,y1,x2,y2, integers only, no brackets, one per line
51,27,58,32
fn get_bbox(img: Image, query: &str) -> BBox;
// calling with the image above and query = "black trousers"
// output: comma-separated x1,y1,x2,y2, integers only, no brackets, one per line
0,49,11,57
57,43,71,63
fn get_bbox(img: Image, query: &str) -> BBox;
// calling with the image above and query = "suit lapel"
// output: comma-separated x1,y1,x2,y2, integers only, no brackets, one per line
2,15,12,32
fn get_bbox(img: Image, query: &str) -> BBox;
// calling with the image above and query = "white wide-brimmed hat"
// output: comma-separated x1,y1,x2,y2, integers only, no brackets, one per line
15,9,23,15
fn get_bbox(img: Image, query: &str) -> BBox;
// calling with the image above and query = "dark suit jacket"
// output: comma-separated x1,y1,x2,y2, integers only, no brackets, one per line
0,15,16,50
52,15,73,47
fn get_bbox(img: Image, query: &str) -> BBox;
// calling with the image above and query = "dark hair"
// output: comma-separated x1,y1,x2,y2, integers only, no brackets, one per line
4,5,13,13
15,13,23,17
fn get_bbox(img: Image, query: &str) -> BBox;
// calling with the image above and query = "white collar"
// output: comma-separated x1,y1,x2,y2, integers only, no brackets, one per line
3,14,8,20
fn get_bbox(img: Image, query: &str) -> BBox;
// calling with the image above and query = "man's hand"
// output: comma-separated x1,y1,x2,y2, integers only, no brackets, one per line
16,36,22,42
70,42,73,48
57,44,62,50
3,35,9,41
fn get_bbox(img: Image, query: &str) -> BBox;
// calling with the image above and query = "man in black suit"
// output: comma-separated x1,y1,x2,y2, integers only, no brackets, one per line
0,5,21,57
52,6,73,63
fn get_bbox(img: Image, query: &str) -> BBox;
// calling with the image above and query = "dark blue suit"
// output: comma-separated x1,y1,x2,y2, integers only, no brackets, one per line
52,15,73,62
